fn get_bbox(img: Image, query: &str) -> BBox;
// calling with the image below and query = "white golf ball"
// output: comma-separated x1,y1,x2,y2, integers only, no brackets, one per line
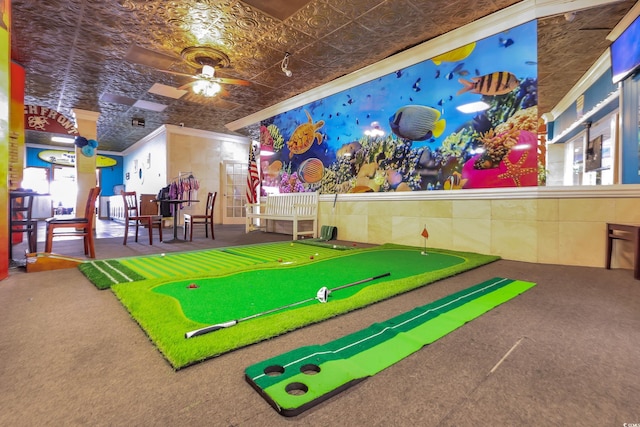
161,253,166,257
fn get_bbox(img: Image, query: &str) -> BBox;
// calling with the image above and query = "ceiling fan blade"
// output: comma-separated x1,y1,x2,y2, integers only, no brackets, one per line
213,77,251,86
157,69,195,78
177,82,195,91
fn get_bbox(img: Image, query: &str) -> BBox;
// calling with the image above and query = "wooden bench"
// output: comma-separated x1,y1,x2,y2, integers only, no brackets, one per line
246,192,318,240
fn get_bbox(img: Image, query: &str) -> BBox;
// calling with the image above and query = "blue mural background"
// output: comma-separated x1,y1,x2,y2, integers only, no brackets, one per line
260,20,540,194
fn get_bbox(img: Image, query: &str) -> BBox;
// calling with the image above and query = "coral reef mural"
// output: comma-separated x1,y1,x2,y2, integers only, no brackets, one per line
259,20,539,194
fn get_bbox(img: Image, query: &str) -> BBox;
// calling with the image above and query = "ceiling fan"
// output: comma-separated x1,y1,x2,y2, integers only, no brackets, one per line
125,45,250,97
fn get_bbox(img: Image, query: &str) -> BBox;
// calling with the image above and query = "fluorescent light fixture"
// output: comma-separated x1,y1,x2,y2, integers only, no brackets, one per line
456,101,490,114
51,136,75,143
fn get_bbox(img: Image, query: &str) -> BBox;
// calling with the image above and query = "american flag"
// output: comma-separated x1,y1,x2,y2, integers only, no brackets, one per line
246,143,259,204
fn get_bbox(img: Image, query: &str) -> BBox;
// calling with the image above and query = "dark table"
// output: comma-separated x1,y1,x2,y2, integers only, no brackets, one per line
162,199,199,243
8,190,49,267
606,223,640,280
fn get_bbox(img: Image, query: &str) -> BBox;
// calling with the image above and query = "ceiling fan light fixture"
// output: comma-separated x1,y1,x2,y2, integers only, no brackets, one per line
281,52,292,77
193,80,221,97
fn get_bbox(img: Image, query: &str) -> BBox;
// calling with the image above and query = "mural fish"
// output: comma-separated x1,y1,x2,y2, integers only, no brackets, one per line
286,110,325,159
431,42,476,65
337,141,362,159
389,105,446,141
499,37,514,48
298,158,325,184
443,171,467,190
457,71,519,96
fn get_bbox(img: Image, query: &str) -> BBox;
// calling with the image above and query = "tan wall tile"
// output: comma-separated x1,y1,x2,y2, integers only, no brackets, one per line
491,219,537,262
452,218,491,253
559,198,616,222
613,198,640,223
492,199,537,221
537,199,559,221
558,222,605,266
452,200,491,219
537,221,559,264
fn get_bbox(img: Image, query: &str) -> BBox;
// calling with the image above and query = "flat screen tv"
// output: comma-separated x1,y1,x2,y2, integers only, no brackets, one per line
611,13,640,84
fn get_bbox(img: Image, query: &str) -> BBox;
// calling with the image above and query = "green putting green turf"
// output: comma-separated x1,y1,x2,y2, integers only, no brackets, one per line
154,249,464,324
109,243,499,369
245,277,536,417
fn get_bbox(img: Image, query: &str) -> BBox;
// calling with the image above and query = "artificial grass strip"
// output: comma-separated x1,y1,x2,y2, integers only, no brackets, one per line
80,241,345,289
119,250,255,279
245,277,536,416
78,260,146,290
222,241,343,262
111,244,499,369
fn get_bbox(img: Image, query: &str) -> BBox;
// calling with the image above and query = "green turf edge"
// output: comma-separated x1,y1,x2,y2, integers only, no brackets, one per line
111,245,499,370
78,260,146,290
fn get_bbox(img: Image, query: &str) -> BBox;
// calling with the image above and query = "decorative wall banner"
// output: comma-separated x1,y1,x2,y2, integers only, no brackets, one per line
37,149,116,168
24,104,79,135
260,20,539,194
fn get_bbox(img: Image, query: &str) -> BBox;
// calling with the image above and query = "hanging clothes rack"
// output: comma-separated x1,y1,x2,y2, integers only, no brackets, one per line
167,172,200,216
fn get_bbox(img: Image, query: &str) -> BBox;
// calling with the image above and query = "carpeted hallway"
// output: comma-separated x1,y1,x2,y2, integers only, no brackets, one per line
1,224,639,426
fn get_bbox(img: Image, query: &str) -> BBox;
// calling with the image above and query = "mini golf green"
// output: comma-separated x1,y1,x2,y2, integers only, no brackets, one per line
245,277,536,416
110,243,499,369
153,248,464,325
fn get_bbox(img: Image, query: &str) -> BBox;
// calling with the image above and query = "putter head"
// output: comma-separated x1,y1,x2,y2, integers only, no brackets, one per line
316,287,329,303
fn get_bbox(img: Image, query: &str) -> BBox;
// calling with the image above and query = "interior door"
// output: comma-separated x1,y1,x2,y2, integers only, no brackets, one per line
221,160,248,225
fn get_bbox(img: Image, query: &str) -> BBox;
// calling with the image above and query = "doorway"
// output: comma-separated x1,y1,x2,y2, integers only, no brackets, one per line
221,160,248,225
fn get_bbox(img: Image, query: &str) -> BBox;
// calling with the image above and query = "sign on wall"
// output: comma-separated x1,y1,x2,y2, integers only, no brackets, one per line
24,104,79,135
37,149,117,168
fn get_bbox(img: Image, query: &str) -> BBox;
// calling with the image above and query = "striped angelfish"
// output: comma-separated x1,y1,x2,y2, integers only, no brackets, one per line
457,71,520,96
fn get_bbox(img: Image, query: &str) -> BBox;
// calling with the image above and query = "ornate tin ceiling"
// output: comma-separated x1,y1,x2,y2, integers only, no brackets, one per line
10,0,636,152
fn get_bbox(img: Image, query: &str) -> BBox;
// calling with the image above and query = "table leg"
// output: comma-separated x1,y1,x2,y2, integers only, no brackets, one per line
163,202,187,243
634,228,640,280
605,224,613,270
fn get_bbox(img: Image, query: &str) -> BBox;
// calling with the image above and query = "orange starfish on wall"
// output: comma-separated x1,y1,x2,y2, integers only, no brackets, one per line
498,151,537,186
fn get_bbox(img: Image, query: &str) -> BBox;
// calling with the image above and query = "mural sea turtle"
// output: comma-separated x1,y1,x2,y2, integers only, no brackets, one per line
287,110,324,159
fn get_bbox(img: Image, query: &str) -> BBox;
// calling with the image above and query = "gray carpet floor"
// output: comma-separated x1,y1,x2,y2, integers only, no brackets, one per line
1,224,639,426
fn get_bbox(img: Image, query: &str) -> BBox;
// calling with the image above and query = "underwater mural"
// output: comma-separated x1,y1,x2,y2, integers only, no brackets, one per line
259,20,539,194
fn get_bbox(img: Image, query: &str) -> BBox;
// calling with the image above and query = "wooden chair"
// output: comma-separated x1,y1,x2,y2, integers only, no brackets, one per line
183,192,216,241
122,191,163,245
45,187,101,258
11,193,38,254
